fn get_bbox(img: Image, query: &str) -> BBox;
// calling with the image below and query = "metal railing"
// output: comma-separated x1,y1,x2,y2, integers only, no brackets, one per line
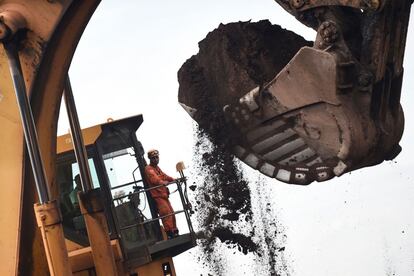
110,179,143,191
112,177,194,236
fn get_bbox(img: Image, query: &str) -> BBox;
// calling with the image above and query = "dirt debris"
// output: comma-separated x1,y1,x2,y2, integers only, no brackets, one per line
178,20,309,275
191,126,290,276
251,177,290,275
192,128,256,275
178,19,311,110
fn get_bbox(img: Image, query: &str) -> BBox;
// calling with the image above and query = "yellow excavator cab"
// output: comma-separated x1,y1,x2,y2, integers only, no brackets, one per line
56,115,196,275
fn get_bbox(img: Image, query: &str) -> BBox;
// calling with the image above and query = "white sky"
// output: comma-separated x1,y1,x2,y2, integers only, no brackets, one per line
58,1,414,275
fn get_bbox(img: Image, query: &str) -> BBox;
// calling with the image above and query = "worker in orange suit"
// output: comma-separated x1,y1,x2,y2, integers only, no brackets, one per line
145,149,179,239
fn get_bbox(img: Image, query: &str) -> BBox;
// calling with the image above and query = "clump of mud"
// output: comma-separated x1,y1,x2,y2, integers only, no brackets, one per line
178,20,310,275
178,20,311,109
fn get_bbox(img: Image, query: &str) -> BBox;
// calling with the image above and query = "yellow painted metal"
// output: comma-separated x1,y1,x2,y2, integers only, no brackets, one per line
78,190,119,276
1,1,181,275
0,0,101,275
73,272,91,276
68,239,123,274
34,200,72,276
65,226,125,276
65,238,85,252
0,1,72,274
0,48,24,276
134,257,177,276
57,125,102,154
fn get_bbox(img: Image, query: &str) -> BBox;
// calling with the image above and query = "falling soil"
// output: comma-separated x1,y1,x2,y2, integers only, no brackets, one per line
251,177,290,275
178,20,310,275
191,120,289,276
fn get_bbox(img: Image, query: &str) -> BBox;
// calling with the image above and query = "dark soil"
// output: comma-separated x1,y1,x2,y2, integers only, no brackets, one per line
178,20,310,275
192,128,256,275
178,20,311,110
251,177,290,275
191,128,290,276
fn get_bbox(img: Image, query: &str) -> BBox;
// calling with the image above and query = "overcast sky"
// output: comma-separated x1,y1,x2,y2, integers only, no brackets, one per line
59,1,414,275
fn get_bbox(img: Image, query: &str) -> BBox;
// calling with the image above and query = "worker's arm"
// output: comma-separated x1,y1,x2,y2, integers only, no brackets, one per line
164,173,175,182
145,166,168,186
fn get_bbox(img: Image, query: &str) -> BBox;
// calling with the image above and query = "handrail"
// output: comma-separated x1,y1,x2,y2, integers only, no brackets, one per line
119,210,185,231
110,179,143,190
112,178,185,201
113,176,194,243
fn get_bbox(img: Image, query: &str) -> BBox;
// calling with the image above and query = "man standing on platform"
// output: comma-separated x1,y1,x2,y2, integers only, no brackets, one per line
144,149,179,239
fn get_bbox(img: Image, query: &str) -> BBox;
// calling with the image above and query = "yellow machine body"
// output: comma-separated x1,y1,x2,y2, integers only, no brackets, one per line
56,121,178,276
57,125,102,155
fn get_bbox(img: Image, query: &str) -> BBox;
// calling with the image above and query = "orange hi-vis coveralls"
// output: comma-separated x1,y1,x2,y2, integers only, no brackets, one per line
144,164,177,233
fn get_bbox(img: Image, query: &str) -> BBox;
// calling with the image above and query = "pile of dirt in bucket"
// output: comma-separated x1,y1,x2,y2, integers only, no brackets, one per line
178,20,311,110
178,20,310,275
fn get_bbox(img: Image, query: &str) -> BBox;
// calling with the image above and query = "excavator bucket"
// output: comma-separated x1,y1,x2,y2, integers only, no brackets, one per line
178,0,411,184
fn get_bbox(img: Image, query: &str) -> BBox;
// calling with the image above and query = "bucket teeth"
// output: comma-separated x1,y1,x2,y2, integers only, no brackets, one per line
275,169,291,182
179,102,197,118
259,163,276,177
239,87,260,112
225,88,338,185
243,153,261,169
333,161,348,176
177,11,408,185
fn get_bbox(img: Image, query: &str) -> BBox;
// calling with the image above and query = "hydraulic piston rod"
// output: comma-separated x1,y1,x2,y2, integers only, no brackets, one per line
1,25,72,276
3,40,50,204
64,76,120,276
64,76,94,192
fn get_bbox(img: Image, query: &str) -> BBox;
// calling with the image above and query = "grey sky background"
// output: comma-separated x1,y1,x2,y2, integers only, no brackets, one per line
58,1,414,275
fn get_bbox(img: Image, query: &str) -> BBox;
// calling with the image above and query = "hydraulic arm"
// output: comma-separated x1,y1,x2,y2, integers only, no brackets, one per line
0,1,100,274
